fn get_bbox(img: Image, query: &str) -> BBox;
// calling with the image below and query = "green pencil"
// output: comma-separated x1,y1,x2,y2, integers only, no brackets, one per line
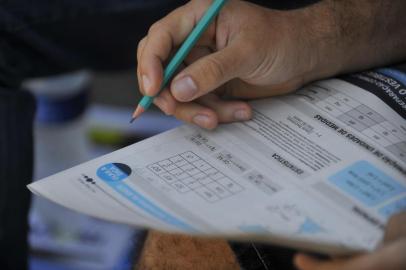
131,0,228,122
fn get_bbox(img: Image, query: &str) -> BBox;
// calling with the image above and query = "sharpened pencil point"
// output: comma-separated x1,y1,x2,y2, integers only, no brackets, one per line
130,105,145,124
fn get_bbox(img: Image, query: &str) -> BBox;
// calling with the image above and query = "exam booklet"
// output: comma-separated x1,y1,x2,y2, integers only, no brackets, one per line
29,65,406,255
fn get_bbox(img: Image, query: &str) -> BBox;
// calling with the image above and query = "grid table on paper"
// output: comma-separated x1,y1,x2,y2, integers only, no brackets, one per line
297,85,406,163
147,151,244,203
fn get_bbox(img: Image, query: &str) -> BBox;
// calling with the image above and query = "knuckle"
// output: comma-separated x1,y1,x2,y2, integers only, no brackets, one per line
162,107,173,116
155,102,172,116
173,106,187,122
149,21,164,34
138,87,144,95
201,57,225,83
137,38,146,61
137,38,146,52
192,0,212,9
165,102,176,116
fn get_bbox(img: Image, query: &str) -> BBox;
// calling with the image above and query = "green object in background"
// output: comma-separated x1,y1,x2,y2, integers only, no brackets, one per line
89,128,126,146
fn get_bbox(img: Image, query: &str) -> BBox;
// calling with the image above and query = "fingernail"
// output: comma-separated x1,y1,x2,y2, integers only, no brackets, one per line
142,75,152,94
234,109,250,121
172,76,198,101
193,114,211,128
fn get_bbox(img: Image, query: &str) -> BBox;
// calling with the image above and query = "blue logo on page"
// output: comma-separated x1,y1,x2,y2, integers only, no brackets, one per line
96,162,196,232
97,163,132,182
329,160,406,206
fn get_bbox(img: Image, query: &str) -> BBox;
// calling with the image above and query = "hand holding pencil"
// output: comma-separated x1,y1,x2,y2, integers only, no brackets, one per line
135,0,347,129
132,0,228,122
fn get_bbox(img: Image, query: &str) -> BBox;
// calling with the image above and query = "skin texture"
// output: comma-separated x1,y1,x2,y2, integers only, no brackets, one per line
137,0,406,129
136,0,406,269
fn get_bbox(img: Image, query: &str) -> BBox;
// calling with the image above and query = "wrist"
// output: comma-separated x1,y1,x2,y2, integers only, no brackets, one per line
292,1,346,83
304,0,406,77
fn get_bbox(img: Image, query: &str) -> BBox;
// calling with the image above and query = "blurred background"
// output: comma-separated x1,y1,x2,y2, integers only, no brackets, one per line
25,70,182,270
1,1,321,269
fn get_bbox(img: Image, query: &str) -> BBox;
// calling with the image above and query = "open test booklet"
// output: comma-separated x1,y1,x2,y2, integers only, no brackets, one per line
29,66,406,255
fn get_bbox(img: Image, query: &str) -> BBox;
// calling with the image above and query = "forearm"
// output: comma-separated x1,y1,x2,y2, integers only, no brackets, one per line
296,0,406,82
330,0,406,71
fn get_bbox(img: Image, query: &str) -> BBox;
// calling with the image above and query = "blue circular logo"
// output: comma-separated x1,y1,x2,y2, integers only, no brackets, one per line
97,163,132,182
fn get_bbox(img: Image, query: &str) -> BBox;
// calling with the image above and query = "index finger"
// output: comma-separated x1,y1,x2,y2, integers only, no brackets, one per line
138,0,217,96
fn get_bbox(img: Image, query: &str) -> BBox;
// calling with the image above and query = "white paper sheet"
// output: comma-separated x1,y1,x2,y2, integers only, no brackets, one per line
29,73,406,255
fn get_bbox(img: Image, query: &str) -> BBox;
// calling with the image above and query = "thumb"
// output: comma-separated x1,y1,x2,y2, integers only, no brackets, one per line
170,44,246,102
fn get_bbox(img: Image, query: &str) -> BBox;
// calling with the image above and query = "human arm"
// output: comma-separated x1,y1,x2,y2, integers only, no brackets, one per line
136,0,406,129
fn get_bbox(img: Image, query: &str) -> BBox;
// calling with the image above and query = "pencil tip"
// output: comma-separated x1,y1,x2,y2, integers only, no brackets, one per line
130,106,145,124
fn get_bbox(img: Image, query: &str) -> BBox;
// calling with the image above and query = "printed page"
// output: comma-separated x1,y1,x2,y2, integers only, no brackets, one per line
29,68,406,255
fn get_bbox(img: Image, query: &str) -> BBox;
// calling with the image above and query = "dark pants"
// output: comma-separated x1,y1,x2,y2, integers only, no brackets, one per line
0,0,318,269
0,1,186,269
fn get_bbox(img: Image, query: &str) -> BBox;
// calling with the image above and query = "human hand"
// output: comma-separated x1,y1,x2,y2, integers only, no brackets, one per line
137,0,340,129
294,212,406,270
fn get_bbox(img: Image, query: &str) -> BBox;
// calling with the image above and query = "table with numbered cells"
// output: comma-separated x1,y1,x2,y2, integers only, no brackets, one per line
297,85,406,163
147,151,244,203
